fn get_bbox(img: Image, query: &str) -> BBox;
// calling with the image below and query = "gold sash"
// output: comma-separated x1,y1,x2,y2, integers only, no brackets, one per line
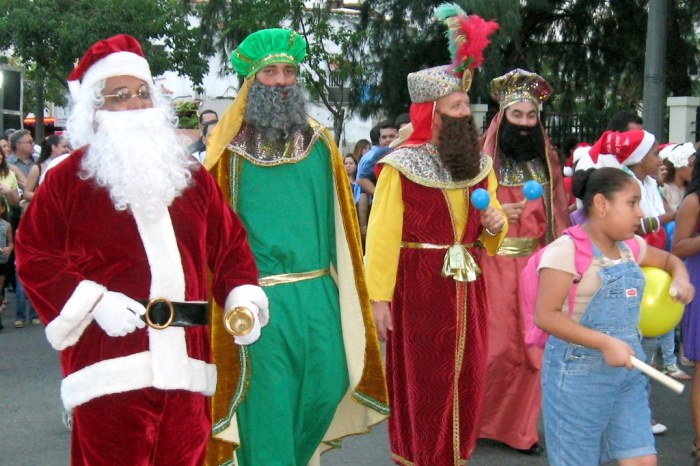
496,237,539,257
258,268,330,287
401,242,480,282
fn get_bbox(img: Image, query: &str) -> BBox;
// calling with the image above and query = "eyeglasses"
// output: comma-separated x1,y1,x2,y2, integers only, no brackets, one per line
103,85,151,103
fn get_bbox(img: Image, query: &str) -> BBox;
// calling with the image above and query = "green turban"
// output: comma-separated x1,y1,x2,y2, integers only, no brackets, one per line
231,28,307,79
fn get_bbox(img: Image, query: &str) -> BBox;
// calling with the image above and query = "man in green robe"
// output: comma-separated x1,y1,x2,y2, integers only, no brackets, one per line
204,28,389,466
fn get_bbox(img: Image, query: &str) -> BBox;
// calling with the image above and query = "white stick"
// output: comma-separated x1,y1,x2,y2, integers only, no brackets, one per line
630,356,685,395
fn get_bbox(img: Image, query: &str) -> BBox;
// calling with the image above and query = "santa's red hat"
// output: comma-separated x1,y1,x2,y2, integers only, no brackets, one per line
588,130,656,166
563,142,591,177
67,34,152,99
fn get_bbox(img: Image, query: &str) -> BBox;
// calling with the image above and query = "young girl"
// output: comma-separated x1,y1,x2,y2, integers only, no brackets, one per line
587,130,688,383
660,142,696,212
535,167,694,466
0,200,13,331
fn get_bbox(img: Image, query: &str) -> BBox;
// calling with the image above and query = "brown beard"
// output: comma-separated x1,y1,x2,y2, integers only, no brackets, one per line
437,114,482,181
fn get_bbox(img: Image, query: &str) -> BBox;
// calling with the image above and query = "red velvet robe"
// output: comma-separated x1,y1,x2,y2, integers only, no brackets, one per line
388,174,490,466
478,112,570,450
15,149,258,422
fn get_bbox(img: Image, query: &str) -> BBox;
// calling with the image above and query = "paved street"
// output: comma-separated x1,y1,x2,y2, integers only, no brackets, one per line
0,294,696,465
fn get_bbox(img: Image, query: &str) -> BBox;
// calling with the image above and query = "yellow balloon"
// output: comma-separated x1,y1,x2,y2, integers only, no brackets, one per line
639,267,684,337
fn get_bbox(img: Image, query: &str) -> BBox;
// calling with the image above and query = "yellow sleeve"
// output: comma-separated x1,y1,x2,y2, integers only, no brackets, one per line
480,169,508,255
364,166,403,302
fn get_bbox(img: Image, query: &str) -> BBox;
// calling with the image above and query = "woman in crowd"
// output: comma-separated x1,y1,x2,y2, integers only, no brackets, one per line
0,145,20,210
352,139,370,162
661,142,696,212
22,135,70,203
344,153,361,206
670,146,700,457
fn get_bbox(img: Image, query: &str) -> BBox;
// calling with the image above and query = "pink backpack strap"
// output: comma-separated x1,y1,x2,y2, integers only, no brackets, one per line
623,236,641,261
562,226,642,317
562,225,594,317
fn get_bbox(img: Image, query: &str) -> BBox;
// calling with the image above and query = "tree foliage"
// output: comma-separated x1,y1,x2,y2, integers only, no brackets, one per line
0,0,208,136
356,0,700,119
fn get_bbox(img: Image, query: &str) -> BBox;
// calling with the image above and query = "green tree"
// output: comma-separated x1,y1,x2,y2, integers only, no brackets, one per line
0,0,208,140
198,0,365,140
356,0,700,127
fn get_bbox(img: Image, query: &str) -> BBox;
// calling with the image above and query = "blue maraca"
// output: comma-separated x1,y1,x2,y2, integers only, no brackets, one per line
522,180,543,201
471,188,490,210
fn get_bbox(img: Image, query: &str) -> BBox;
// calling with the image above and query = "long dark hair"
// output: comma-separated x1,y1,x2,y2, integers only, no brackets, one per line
0,147,8,178
685,147,700,198
39,135,62,164
572,167,636,216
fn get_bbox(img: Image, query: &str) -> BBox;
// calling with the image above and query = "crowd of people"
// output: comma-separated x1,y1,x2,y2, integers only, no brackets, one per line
2,3,700,466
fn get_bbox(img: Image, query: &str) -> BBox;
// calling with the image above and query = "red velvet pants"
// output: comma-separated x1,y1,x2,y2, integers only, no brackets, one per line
71,388,210,466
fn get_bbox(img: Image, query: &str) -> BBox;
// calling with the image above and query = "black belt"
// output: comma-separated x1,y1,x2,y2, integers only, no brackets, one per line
137,298,210,330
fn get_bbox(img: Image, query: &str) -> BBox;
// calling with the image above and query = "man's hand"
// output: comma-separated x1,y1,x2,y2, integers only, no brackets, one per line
372,301,392,342
480,206,506,235
92,291,146,337
501,200,527,223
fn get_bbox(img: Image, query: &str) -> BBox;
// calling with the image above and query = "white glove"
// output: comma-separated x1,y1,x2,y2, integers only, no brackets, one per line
92,291,147,337
226,284,269,327
225,285,270,346
232,303,262,346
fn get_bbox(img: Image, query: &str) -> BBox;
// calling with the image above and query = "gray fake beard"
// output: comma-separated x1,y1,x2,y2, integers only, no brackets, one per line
244,81,310,143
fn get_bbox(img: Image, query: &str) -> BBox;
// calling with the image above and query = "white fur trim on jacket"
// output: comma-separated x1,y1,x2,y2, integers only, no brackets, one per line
60,207,217,410
61,351,216,410
45,280,107,350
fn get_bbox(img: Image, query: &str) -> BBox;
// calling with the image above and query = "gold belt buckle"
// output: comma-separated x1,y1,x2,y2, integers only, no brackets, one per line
145,298,175,330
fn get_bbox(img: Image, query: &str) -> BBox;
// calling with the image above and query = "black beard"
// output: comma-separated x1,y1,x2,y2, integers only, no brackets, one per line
498,117,545,162
436,114,482,181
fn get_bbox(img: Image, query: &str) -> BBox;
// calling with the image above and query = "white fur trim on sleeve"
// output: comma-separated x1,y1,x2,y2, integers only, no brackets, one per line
45,280,106,350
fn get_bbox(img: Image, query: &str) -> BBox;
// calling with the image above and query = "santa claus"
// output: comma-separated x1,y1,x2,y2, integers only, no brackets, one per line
14,34,266,466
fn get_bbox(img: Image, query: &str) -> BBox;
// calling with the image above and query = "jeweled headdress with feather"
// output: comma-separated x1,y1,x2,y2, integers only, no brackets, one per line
435,3,499,92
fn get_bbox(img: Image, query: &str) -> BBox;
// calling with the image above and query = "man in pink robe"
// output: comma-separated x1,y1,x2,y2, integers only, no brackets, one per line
478,69,570,454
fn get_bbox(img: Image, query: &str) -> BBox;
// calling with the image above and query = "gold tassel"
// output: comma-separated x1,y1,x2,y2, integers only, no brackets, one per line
441,244,481,282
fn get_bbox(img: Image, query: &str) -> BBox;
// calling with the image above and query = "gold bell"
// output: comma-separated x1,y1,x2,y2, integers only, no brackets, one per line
224,306,255,336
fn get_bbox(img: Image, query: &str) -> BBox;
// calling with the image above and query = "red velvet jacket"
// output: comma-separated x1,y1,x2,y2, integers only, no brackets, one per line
15,149,258,410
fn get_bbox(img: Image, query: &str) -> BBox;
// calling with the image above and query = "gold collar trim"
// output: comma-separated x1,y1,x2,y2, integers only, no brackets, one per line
227,117,324,167
381,144,492,189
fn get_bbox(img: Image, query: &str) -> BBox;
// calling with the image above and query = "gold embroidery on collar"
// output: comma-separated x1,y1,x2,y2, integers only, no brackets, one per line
381,144,492,189
227,118,324,166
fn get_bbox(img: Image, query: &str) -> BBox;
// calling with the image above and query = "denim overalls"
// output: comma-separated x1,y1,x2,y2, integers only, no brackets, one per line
542,242,656,465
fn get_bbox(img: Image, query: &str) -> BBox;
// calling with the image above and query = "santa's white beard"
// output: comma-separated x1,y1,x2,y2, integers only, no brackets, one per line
80,107,197,221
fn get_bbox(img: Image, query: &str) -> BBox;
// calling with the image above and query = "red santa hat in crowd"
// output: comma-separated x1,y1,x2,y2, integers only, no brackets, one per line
563,142,591,177
67,34,152,99
588,130,656,166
